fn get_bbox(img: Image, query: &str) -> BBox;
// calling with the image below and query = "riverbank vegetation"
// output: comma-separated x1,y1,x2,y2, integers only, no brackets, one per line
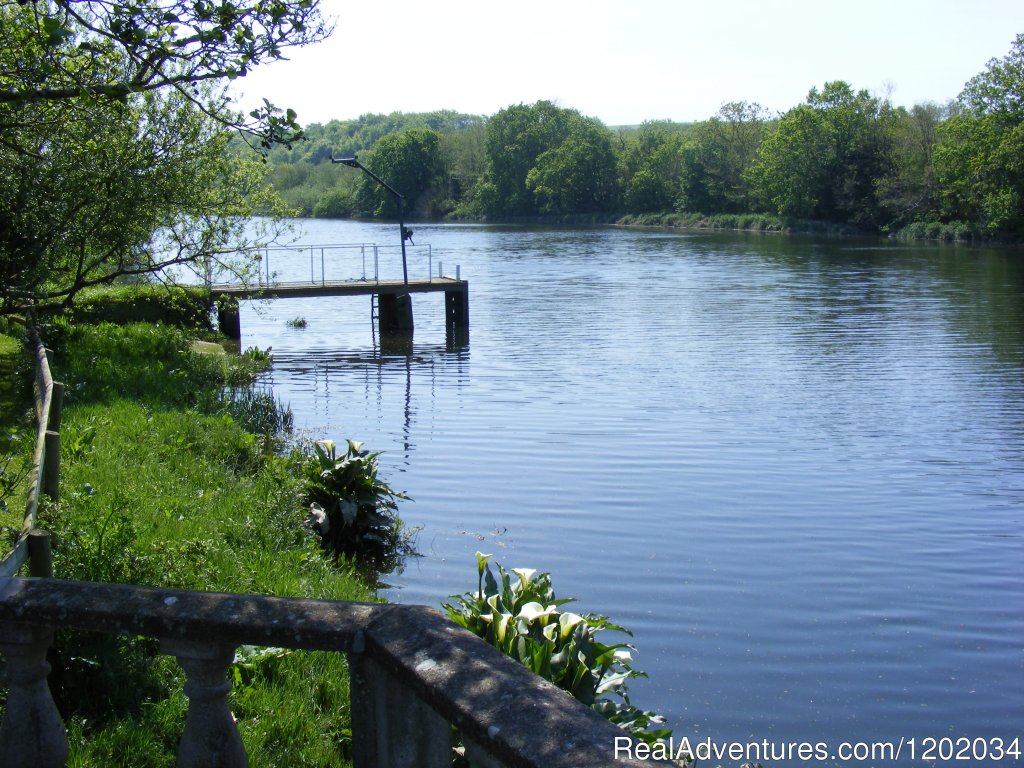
2,312,383,766
264,33,1024,242
445,553,674,754
2,305,672,764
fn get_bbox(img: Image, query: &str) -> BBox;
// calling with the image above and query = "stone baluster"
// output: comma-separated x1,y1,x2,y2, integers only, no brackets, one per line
161,639,246,768
0,623,68,768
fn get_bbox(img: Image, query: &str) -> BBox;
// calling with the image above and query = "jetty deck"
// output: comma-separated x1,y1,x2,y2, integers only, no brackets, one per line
208,241,469,340
209,276,465,300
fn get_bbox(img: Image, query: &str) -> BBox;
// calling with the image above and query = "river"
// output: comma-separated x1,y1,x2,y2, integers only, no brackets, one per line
237,219,1023,765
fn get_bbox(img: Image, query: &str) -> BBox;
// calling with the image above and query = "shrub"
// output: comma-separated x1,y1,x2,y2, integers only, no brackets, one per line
312,188,355,219
59,284,213,331
894,220,980,242
302,439,414,574
444,552,673,749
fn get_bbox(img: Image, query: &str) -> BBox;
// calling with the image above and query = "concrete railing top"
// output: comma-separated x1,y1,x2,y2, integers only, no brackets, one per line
0,578,674,767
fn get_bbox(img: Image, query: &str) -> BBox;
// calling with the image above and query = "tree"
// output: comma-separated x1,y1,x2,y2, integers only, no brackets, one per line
0,0,330,317
620,121,687,213
959,33,1024,124
679,102,768,214
526,116,619,215
476,101,578,216
439,118,487,207
747,101,832,219
0,0,329,145
352,128,444,218
935,34,1024,235
748,81,893,226
876,102,947,228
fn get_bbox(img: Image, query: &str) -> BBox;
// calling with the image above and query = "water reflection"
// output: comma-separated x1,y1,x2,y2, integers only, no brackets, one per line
268,340,470,468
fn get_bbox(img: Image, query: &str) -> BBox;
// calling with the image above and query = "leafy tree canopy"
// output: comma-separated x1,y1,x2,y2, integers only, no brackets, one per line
526,115,619,215
959,33,1024,124
478,101,582,216
352,127,445,218
936,34,1024,234
1,0,331,145
0,0,330,317
749,81,894,226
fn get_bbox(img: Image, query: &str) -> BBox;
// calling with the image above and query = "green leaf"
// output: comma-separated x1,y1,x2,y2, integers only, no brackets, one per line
41,17,73,46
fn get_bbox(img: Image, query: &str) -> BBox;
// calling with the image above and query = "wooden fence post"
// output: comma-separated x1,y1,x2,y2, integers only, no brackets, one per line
42,431,59,502
27,530,54,579
47,382,64,433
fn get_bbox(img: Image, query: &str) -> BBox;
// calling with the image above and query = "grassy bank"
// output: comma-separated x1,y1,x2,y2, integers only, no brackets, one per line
19,319,378,767
0,326,33,532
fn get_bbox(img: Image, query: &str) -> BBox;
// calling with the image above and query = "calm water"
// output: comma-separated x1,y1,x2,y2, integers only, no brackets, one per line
241,220,1023,764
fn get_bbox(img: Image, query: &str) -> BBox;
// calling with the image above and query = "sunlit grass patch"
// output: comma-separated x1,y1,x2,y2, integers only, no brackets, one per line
35,321,376,766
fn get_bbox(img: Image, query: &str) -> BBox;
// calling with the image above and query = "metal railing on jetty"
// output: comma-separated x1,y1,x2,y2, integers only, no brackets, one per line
239,241,453,288
0,333,664,768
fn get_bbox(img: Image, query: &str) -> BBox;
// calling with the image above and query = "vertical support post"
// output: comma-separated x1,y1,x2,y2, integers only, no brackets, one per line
348,654,451,768
42,431,59,501
27,529,54,578
444,286,469,350
0,625,69,768
445,286,469,332
217,297,241,340
48,382,64,434
398,196,410,289
378,293,414,337
162,640,247,768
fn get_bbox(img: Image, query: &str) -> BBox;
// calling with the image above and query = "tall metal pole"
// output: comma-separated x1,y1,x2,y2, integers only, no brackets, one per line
331,155,413,338
330,156,409,290
397,195,409,289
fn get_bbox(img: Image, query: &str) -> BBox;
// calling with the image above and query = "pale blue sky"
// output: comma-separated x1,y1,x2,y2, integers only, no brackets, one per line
232,0,1024,126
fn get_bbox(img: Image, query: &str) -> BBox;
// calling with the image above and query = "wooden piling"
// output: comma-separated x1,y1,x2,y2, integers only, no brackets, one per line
378,293,414,336
216,297,241,339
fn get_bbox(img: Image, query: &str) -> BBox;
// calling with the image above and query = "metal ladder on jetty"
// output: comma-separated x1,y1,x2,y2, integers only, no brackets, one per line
370,294,379,345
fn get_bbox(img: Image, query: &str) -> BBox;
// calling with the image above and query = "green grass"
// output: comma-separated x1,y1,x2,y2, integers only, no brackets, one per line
58,283,214,332
0,327,33,532
615,210,865,235
894,220,980,242
0,332,20,358
23,321,377,767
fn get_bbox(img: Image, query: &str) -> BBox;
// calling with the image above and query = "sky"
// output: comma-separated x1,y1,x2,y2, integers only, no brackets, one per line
231,0,1024,127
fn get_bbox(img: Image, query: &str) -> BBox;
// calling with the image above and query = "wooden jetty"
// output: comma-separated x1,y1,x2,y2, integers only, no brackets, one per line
210,264,468,342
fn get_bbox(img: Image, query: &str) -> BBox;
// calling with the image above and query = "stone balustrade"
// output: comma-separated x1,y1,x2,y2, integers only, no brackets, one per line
0,578,671,767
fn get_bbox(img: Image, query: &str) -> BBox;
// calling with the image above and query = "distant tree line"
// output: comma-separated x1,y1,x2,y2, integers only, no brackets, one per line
266,34,1024,240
